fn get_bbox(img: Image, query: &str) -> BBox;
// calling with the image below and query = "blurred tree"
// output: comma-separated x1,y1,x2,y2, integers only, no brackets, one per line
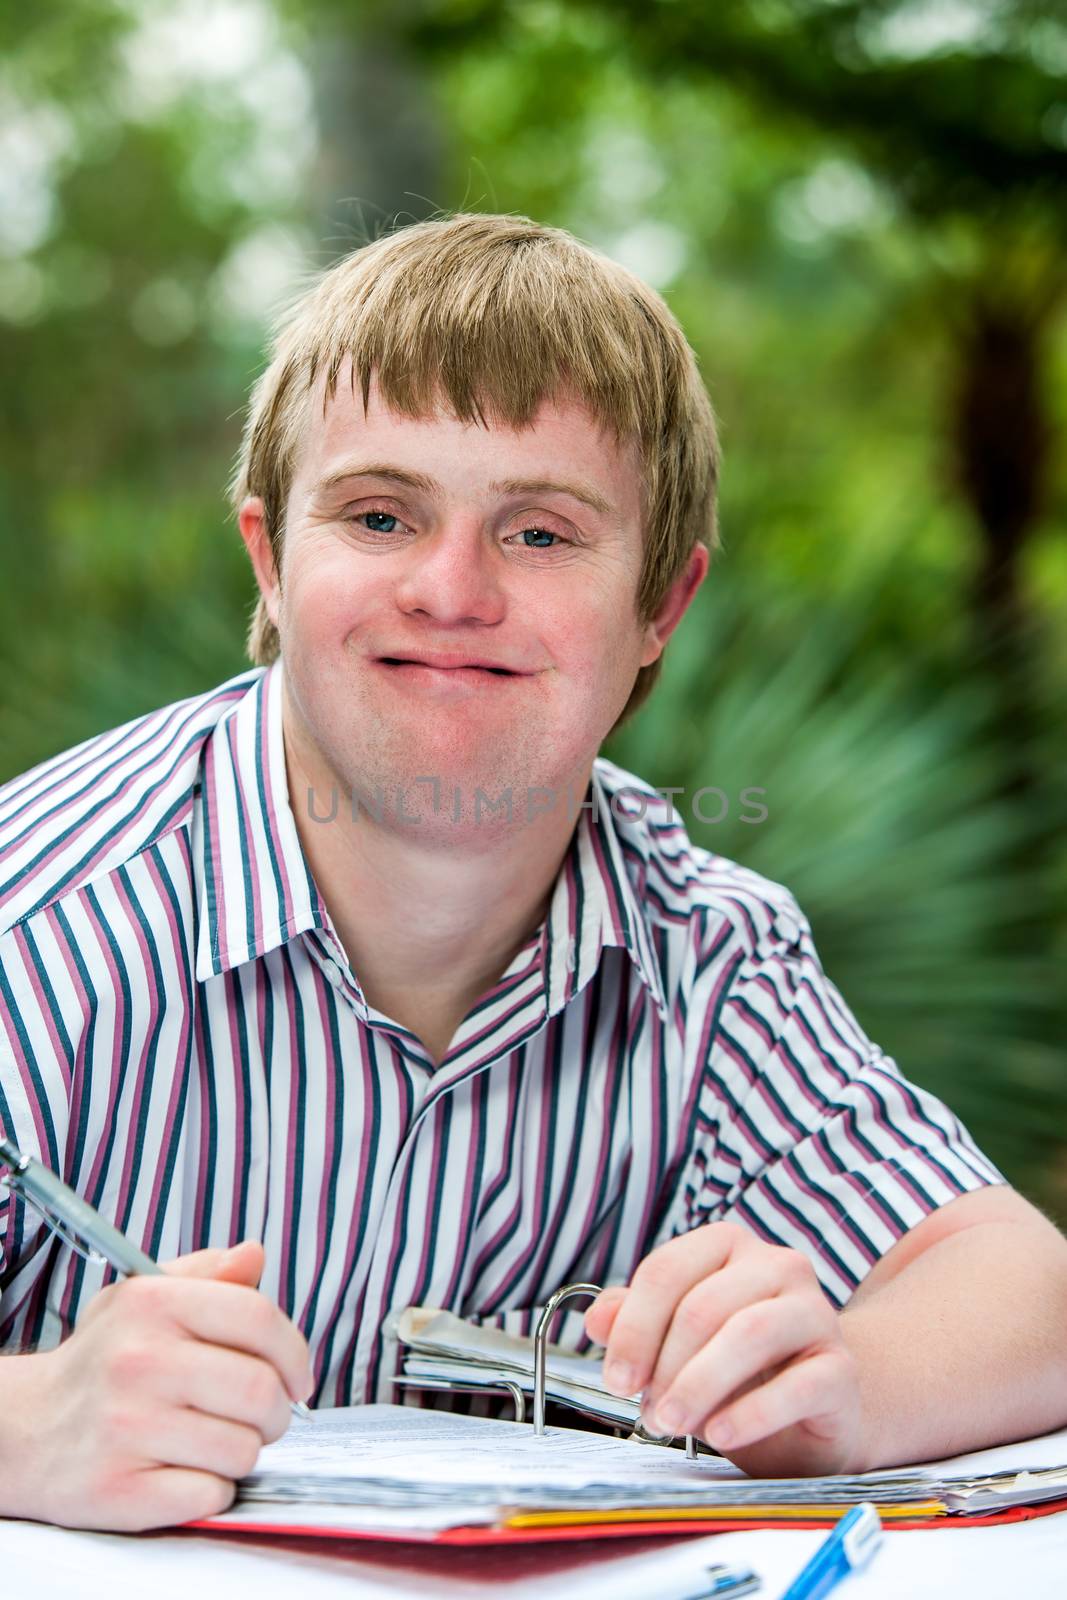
609,565,1067,1203
0,0,320,749
393,0,1067,787
0,4,450,764
303,24,445,244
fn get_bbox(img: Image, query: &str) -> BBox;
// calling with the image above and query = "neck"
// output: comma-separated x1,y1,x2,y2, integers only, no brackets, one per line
282,711,591,1064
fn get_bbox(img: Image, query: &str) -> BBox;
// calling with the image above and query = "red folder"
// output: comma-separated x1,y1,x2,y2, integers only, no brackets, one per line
189,1493,1067,1545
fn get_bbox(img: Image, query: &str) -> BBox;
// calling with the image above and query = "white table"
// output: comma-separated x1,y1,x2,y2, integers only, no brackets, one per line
3,1512,1066,1598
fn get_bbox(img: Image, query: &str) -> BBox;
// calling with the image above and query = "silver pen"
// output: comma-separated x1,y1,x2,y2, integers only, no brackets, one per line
0,1133,312,1420
682,1568,761,1599
682,1567,761,1598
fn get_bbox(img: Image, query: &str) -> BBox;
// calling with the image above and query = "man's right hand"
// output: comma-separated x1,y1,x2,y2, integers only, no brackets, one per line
1,1239,314,1532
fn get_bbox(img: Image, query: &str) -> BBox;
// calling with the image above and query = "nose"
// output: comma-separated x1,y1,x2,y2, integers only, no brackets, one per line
393,518,507,628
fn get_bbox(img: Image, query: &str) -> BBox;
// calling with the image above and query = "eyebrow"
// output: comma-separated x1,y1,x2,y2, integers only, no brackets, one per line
493,476,615,518
312,463,616,519
314,463,437,498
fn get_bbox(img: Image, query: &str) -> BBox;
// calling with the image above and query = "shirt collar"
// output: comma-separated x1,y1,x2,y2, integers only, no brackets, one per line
193,666,668,1020
544,765,669,1022
194,663,326,982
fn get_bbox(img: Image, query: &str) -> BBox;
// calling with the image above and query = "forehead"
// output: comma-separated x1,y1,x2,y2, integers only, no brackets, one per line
288,366,643,502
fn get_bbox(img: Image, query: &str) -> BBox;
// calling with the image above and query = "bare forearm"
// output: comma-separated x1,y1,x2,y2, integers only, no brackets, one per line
0,1350,60,1520
840,1216,1067,1470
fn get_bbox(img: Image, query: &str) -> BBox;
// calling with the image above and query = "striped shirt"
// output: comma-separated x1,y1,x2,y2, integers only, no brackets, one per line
0,662,1002,1405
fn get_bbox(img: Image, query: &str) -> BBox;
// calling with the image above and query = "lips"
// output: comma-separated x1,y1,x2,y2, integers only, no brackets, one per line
378,655,519,675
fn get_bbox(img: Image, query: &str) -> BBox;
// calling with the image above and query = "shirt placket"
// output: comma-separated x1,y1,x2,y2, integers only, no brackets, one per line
345,1028,543,1401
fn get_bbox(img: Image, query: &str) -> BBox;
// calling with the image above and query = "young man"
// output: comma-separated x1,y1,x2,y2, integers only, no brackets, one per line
1,214,1065,1533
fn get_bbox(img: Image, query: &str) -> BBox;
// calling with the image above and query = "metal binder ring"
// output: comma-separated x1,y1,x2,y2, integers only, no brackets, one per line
531,1279,700,1458
532,1281,603,1435
390,1375,527,1422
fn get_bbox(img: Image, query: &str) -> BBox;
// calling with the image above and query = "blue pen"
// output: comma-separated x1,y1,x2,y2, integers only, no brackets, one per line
779,1502,882,1600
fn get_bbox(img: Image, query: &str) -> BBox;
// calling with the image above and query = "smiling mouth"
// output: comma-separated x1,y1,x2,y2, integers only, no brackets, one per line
379,657,518,676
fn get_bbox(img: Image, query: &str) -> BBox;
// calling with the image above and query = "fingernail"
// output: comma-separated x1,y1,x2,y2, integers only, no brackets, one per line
708,1419,734,1448
653,1400,685,1435
604,1361,635,1394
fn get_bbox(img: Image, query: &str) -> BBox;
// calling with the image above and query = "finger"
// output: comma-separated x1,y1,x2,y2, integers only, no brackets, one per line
162,1240,265,1287
82,1255,241,1326
644,1292,831,1437
601,1224,747,1394
700,1348,855,1454
110,1467,237,1534
119,1275,313,1404
164,1343,292,1442
123,1403,266,1483
206,1240,265,1287
640,1256,791,1418
584,1286,626,1344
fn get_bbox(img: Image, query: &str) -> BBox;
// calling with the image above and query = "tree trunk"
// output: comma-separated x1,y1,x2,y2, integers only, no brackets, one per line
949,289,1052,797
304,28,446,262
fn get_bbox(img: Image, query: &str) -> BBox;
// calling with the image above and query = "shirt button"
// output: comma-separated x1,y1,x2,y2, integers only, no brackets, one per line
323,959,344,988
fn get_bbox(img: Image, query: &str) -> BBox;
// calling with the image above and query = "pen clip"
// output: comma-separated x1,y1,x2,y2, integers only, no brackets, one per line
0,1171,107,1266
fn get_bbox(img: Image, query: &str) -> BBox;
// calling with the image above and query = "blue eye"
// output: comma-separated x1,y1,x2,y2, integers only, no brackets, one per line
521,528,557,547
362,511,399,533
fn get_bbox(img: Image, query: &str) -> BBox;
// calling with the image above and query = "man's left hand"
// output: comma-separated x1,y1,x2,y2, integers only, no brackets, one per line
584,1223,864,1477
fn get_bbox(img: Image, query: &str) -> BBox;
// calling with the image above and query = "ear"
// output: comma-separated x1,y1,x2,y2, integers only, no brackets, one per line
639,544,709,668
238,496,282,628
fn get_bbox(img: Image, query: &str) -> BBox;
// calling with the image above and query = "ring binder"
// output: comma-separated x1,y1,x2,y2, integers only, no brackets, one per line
392,1288,706,1456
532,1282,602,1434
531,1281,699,1458
392,1374,527,1422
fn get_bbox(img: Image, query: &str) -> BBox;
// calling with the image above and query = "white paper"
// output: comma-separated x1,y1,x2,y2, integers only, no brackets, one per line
394,1307,614,1389
399,1353,639,1426
394,1307,642,1425
239,1402,1067,1527
242,1403,931,1514
206,1499,499,1534
245,1403,746,1495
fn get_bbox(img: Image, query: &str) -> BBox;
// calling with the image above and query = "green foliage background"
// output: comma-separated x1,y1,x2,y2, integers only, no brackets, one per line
2,2,1064,1216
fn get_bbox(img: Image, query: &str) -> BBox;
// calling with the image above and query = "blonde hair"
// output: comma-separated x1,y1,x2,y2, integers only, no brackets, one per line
231,212,720,723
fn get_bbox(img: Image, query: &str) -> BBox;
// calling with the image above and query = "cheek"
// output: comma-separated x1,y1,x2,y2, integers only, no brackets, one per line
283,548,377,639
548,594,645,680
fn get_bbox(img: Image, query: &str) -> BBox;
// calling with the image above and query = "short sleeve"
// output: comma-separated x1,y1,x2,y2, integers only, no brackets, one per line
661,896,1006,1307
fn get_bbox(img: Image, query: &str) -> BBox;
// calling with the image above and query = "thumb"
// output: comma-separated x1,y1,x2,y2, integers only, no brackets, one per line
161,1239,265,1286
